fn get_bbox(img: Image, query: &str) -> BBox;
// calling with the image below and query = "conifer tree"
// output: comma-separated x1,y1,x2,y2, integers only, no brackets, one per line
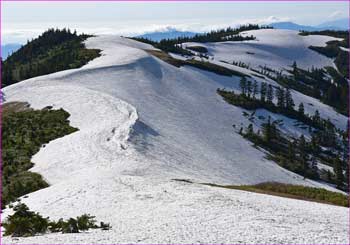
262,116,278,143
292,61,298,75
252,80,258,99
313,110,321,126
311,156,317,169
299,135,308,175
285,88,294,110
298,102,305,116
246,124,254,137
239,77,247,96
247,80,252,98
287,141,296,163
260,82,267,102
334,157,344,189
266,84,274,104
310,134,320,156
276,87,285,108
262,117,271,143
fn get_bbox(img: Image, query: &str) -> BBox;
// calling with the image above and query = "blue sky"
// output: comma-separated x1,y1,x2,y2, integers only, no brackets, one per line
2,1,348,44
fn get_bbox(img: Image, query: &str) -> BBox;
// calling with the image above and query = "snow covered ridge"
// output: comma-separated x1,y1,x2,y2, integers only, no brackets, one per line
182,29,341,71
1,30,349,244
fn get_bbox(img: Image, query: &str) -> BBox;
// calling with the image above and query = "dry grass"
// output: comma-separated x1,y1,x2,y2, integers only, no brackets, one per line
203,182,348,207
145,49,249,78
145,50,185,67
2,102,32,114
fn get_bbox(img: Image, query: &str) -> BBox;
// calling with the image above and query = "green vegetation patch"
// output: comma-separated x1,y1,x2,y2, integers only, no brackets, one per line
2,28,101,87
265,62,348,116
2,102,78,208
133,25,270,55
186,59,248,77
217,78,348,191
3,203,111,237
299,30,349,79
204,182,349,207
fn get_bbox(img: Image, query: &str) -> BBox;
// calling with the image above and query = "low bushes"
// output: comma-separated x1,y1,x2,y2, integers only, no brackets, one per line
2,102,78,208
186,46,208,53
3,203,111,237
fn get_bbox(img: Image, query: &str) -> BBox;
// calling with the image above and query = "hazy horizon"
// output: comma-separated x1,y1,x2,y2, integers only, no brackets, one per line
2,1,349,44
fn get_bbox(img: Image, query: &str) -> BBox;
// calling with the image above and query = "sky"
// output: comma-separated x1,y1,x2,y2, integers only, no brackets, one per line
1,1,349,44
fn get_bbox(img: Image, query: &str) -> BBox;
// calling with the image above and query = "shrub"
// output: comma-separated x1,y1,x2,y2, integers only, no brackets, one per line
2,203,49,237
2,103,78,208
100,222,112,231
77,214,97,231
62,218,79,233
3,203,110,237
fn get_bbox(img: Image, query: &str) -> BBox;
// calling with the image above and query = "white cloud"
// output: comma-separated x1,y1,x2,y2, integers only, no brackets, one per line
328,11,345,19
2,16,291,44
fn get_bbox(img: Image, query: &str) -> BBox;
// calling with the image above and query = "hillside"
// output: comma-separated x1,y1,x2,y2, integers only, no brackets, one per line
1,28,100,87
1,29,348,244
181,29,349,115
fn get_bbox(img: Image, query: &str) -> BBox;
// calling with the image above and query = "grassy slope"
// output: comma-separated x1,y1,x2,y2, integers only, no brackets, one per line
204,182,348,207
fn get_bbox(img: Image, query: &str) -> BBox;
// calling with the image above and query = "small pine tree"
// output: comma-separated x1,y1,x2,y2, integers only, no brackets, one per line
246,123,254,137
62,218,79,233
76,214,96,231
3,203,49,237
247,80,252,98
292,61,298,74
334,157,344,189
311,156,317,170
239,77,247,96
287,141,296,163
260,82,267,102
298,102,305,116
262,116,273,143
313,110,321,126
310,134,320,156
252,80,258,99
285,88,295,110
266,84,274,104
298,135,308,176
276,87,285,108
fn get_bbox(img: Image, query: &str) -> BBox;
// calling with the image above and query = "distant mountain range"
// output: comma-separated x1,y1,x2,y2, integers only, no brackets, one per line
269,18,349,31
1,43,22,60
317,18,349,30
134,18,348,42
135,28,198,41
1,19,348,60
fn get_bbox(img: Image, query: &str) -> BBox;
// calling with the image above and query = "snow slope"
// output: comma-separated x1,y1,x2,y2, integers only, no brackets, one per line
2,33,348,244
183,29,341,71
